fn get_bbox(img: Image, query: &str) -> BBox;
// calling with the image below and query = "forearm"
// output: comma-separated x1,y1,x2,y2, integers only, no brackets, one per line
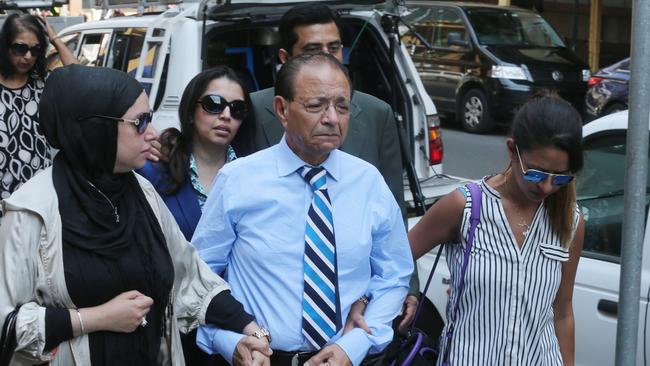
205,291,255,332
51,37,78,66
554,310,575,366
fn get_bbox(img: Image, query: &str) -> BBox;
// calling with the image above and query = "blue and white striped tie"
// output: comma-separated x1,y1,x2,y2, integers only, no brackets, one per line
299,166,341,349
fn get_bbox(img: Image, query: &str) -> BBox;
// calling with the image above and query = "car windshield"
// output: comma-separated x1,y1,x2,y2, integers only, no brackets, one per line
466,8,565,48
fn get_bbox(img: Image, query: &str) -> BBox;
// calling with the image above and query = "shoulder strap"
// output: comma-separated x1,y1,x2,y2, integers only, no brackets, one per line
440,182,481,362
455,182,481,312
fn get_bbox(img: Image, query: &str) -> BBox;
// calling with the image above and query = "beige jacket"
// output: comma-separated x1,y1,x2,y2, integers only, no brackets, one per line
0,168,230,365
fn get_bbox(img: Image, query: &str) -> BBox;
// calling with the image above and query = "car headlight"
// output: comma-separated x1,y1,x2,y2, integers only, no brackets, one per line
582,69,591,82
489,65,529,81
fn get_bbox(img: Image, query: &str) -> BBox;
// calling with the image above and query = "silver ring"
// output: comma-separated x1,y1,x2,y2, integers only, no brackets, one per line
141,318,148,327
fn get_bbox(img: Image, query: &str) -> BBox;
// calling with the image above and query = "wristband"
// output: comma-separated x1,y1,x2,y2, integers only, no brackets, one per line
359,295,370,305
76,309,85,335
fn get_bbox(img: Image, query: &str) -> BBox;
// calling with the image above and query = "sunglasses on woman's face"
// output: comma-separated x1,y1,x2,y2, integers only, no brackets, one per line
10,43,42,57
83,112,154,134
515,145,574,186
197,94,248,120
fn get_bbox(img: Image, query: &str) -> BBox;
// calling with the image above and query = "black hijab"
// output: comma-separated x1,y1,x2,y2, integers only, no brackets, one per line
40,65,174,365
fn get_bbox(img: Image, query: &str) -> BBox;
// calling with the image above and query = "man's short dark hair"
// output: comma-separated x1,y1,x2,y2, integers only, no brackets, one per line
275,52,352,101
279,3,345,54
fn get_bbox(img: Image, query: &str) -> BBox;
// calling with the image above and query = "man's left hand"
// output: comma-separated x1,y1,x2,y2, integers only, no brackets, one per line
304,344,351,366
398,295,419,333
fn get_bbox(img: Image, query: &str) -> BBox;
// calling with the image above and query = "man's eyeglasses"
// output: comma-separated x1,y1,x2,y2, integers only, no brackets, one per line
294,97,350,116
516,145,574,186
197,94,249,121
10,43,43,57
82,112,153,134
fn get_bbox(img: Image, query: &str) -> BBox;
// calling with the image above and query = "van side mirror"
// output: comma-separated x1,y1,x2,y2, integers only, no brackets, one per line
447,32,469,48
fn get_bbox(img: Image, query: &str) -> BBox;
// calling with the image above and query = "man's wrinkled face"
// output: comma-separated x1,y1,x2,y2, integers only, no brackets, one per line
275,63,351,165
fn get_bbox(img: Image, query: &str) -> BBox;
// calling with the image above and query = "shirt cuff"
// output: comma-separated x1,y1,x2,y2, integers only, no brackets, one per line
335,328,372,366
196,325,246,364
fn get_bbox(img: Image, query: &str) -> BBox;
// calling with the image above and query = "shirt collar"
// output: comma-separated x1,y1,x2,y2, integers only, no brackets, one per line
276,135,341,182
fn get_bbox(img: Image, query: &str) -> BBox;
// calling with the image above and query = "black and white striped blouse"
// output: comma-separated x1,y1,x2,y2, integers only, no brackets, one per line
440,178,579,366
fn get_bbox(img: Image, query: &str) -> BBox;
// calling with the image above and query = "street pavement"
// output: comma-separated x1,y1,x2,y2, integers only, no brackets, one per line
440,119,510,180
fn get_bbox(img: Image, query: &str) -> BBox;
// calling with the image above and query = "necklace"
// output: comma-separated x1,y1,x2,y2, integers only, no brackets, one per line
87,180,120,223
517,216,531,237
496,174,532,236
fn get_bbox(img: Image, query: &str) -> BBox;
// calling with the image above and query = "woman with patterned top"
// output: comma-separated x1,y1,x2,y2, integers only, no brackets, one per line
138,66,256,241
0,13,77,201
410,92,585,366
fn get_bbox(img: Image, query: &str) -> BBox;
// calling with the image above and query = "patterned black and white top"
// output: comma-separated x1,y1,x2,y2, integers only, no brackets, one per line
0,78,52,200
440,178,579,366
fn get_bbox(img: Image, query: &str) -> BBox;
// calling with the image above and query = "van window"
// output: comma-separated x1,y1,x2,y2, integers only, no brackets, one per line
106,28,147,75
79,33,111,67
46,33,80,70
466,9,564,48
577,131,650,262
401,6,468,51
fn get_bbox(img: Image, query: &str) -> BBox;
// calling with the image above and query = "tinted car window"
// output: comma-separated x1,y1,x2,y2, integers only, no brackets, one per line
577,131,650,261
106,28,147,74
79,33,111,67
466,9,564,48
401,6,468,51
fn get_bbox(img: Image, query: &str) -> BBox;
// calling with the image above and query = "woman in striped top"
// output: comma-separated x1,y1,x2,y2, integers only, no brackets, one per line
410,92,585,366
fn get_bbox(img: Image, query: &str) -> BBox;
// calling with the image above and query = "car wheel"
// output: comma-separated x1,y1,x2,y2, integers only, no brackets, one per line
603,102,627,116
459,89,493,134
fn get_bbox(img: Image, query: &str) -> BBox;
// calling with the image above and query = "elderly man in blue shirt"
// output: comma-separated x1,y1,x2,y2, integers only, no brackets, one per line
192,52,413,366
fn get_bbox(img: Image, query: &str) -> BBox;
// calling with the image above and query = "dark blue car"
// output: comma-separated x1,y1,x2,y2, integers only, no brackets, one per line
584,58,629,121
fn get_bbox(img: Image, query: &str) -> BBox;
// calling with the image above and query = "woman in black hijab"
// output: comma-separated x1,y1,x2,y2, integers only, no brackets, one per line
0,64,272,365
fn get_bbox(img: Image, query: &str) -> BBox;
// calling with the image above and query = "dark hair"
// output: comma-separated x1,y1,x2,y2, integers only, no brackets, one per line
0,13,49,79
510,90,583,247
275,52,352,101
279,3,344,54
159,66,256,195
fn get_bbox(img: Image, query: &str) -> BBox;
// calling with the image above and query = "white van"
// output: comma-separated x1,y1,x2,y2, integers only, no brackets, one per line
48,0,465,210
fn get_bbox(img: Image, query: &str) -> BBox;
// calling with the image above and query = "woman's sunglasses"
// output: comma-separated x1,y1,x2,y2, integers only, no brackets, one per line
83,112,153,134
10,43,43,57
197,94,248,120
516,145,574,186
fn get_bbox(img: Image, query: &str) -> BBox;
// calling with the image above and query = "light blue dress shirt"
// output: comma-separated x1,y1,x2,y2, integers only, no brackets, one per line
192,137,413,366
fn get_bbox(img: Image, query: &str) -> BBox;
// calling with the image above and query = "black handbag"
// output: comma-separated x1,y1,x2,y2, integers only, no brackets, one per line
0,308,18,366
385,183,482,366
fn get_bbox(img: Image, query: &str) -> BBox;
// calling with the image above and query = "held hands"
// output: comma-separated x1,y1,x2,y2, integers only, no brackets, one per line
91,290,153,333
233,335,272,366
305,344,352,366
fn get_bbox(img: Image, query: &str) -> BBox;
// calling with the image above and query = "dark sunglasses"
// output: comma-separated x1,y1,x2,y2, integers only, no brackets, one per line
516,145,574,186
10,43,43,57
197,94,248,120
83,112,153,134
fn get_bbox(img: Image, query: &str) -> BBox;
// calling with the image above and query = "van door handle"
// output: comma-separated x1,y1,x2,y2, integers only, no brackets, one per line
597,299,618,317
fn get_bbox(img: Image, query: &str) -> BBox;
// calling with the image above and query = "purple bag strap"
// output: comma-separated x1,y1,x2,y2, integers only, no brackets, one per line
408,182,482,336
440,182,481,364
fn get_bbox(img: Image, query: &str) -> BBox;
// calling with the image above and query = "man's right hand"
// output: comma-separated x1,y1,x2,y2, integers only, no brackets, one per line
233,335,272,366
